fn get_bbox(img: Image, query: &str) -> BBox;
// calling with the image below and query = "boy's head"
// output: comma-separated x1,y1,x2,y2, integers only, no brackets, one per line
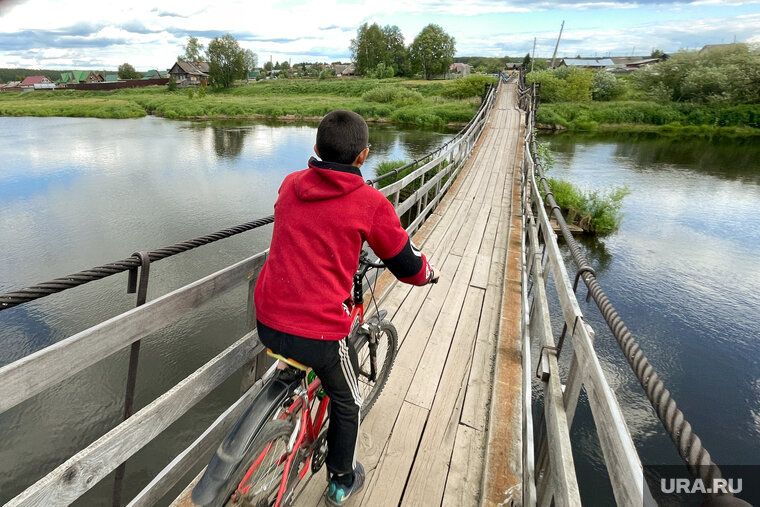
315,110,369,166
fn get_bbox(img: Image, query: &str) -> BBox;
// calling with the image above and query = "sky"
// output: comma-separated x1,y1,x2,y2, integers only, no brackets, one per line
0,0,758,71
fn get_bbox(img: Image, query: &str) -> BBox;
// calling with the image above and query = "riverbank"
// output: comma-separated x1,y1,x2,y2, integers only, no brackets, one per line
536,101,760,137
0,77,494,127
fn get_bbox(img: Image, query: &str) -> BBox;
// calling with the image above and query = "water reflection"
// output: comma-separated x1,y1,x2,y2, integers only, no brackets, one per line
212,126,248,158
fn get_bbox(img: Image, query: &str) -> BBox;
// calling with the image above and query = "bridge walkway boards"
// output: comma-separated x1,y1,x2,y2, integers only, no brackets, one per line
294,82,525,506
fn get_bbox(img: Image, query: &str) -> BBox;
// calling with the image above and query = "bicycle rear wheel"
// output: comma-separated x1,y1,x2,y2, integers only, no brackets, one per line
354,320,397,418
215,419,295,507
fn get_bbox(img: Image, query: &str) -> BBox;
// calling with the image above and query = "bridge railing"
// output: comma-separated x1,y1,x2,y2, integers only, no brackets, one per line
518,76,649,506
518,70,737,507
0,80,500,507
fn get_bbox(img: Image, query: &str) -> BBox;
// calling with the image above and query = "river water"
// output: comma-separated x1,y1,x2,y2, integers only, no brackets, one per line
538,132,760,505
1,118,758,505
0,116,454,505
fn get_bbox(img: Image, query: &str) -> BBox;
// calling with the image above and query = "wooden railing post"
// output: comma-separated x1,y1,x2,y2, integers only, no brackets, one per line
241,255,272,394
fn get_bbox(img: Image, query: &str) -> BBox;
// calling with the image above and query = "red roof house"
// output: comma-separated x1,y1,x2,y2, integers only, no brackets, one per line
19,76,53,88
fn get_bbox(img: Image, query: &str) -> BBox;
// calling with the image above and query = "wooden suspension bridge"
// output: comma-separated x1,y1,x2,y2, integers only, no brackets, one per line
1,76,657,507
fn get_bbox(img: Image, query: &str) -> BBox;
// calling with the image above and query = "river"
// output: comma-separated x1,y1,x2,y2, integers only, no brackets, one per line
538,132,760,505
1,119,758,505
0,116,455,505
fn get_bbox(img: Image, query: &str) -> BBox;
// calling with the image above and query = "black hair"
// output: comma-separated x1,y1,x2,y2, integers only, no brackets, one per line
316,110,369,165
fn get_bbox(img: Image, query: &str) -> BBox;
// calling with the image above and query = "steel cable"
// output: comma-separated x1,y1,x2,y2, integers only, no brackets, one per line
0,215,274,311
519,76,731,494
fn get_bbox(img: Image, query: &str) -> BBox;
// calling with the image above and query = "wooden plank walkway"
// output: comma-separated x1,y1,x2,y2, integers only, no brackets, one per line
293,82,526,506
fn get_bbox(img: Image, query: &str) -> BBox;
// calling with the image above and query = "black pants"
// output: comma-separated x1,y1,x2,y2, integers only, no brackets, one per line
257,321,362,476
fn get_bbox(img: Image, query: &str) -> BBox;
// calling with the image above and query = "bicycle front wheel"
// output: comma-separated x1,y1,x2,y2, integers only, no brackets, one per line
215,419,295,507
354,320,398,418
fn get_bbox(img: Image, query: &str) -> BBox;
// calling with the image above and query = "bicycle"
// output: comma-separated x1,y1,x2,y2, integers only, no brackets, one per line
192,250,398,507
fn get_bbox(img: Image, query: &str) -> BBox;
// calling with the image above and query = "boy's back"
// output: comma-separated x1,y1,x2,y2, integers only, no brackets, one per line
255,157,429,341
253,109,436,506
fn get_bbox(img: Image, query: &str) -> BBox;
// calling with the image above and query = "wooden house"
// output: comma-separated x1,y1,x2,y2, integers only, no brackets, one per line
168,61,210,87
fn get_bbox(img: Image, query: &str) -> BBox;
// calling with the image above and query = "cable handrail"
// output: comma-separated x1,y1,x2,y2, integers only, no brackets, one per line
519,73,744,504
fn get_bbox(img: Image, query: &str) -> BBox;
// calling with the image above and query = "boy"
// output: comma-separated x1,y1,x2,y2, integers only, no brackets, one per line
254,110,438,505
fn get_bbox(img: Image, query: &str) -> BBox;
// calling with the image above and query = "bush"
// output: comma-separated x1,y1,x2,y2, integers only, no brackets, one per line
632,44,760,104
592,71,624,101
527,67,593,103
544,177,629,234
440,75,497,99
361,86,423,105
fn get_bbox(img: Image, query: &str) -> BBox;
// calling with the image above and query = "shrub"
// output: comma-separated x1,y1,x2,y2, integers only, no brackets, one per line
361,86,423,106
440,75,497,99
544,177,629,234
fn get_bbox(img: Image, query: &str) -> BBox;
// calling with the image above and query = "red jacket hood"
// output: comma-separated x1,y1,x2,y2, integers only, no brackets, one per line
294,157,366,201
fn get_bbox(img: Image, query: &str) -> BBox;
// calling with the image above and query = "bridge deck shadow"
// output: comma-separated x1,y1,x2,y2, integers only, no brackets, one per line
293,83,525,507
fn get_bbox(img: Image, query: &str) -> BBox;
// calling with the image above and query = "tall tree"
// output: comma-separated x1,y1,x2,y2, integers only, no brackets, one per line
118,62,139,79
206,34,248,88
522,52,532,69
382,25,408,76
180,36,206,62
409,24,456,79
350,23,385,76
243,49,258,73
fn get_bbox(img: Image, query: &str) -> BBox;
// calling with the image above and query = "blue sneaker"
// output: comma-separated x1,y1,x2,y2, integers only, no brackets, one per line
325,463,365,506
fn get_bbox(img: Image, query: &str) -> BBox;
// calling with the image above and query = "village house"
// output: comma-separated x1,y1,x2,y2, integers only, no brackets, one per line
57,71,105,86
0,81,22,92
449,62,472,77
557,58,615,69
168,61,210,87
19,76,54,90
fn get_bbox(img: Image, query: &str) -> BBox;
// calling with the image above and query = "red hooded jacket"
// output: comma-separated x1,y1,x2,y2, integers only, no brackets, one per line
254,157,432,340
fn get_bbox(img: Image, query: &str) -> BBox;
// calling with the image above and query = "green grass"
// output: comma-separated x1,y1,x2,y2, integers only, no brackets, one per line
0,76,495,127
543,177,629,235
536,101,760,137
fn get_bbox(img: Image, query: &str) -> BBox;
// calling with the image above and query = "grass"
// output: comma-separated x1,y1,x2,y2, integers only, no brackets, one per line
536,101,760,137
0,76,496,127
542,177,629,235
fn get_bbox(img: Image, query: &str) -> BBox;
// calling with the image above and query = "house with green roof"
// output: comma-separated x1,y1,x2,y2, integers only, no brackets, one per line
56,71,105,86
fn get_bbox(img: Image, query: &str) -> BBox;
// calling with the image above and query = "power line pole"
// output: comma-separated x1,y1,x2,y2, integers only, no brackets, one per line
549,20,564,69
531,37,536,73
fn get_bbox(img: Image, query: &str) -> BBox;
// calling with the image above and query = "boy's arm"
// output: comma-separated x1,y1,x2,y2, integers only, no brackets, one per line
367,198,436,286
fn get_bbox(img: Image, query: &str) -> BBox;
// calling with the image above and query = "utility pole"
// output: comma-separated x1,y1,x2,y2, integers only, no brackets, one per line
549,20,564,69
531,37,536,73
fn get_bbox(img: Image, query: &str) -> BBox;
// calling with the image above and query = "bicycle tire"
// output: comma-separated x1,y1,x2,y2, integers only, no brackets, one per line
355,320,398,418
213,418,296,507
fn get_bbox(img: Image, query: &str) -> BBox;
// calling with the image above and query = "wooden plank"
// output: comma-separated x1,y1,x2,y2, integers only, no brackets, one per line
402,287,484,505
404,254,477,409
7,331,264,507
360,401,429,506
0,252,267,415
441,424,486,507
128,373,270,507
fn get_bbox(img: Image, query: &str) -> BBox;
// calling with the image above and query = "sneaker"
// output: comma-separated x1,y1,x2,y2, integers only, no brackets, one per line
325,463,365,506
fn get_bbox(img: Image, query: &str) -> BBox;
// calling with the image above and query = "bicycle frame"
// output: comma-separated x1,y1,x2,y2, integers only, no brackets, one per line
232,373,330,507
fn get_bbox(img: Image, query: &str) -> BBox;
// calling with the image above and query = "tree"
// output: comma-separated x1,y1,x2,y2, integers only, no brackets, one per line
206,33,248,88
382,25,408,76
179,36,206,62
650,48,666,59
118,63,140,79
243,49,258,74
350,23,385,76
263,61,273,72
522,52,532,69
409,24,456,80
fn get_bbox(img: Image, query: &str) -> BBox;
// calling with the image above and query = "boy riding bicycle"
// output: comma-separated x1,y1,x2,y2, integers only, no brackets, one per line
254,110,439,505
